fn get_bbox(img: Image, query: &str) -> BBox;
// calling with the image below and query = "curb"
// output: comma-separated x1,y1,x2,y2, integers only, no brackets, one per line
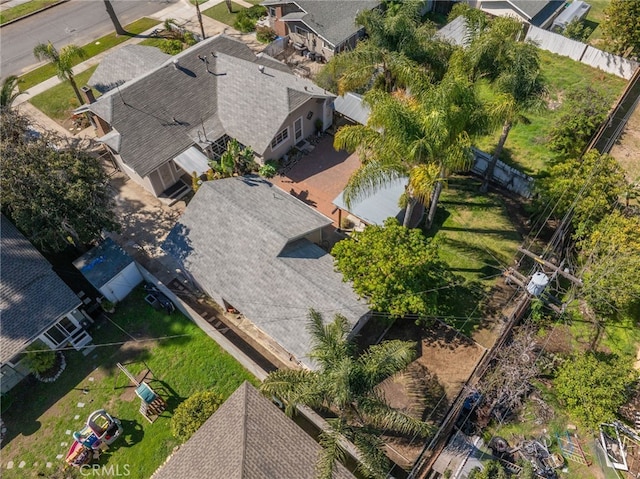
0,0,69,27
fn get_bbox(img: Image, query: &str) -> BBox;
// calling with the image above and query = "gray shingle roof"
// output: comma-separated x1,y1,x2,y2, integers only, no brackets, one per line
0,216,81,364
88,45,170,94
88,35,331,178
263,0,380,47
151,382,355,479
162,177,369,368
508,0,564,24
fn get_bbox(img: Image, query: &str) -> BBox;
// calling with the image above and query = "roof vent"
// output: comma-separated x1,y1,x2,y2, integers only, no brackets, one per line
258,65,265,74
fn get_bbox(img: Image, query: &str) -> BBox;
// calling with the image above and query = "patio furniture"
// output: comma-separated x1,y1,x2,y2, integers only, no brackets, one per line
116,362,167,423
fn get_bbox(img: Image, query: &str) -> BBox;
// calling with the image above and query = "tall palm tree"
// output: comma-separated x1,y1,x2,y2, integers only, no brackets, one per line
0,76,20,110
260,310,432,479
33,42,86,105
461,17,546,192
103,0,127,36
335,74,485,230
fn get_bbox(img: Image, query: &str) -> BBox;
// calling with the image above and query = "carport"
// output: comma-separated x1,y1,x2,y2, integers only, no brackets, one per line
74,238,143,302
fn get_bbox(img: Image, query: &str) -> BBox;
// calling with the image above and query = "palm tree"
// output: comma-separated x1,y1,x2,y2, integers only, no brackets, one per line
33,42,86,105
260,310,432,479
0,76,20,110
103,0,127,36
335,74,485,230
461,17,546,192
209,139,256,178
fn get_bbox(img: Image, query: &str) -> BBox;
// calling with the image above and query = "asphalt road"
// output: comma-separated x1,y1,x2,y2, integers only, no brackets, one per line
0,0,179,77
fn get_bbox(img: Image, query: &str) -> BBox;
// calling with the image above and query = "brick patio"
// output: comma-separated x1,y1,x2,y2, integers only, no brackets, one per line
271,134,361,225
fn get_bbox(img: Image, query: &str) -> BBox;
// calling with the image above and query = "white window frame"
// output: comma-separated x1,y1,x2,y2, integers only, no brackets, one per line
294,117,303,142
268,6,276,16
294,25,308,35
271,127,289,150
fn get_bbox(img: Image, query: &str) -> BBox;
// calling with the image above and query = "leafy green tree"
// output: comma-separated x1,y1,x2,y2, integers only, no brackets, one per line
578,211,640,317
562,18,592,42
463,17,546,192
332,218,454,318
468,460,508,479
0,109,118,251
33,42,86,105
554,352,634,430
549,87,611,160
447,2,488,38
535,150,626,239
334,74,485,229
260,310,431,479
24,341,57,374
171,390,223,440
0,75,20,110
602,0,640,58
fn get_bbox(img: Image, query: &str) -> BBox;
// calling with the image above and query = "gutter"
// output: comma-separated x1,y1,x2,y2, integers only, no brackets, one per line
0,0,69,28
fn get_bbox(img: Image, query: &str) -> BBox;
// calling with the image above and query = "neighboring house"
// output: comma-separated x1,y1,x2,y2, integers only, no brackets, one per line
261,0,380,60
0,215,92,394
162,176,370,368
468,0,565,28
151,381,355,478
87,45,171,94
78,35,334,200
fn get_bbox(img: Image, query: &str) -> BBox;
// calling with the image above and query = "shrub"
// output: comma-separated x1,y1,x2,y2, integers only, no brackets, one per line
259,159,279,178
256,26,276,44
340,217,353,230
183,30,197,46
25,341,56,374
171,391,223,440
233,5,266,33
159,39,184,55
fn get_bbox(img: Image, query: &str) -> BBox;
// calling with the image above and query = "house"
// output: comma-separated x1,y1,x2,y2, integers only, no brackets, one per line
73,238,143,303
468,0,565,29
162,176,370,368
0,215,92,393
261,0,380,60
78,35,335,200
151,381,355,478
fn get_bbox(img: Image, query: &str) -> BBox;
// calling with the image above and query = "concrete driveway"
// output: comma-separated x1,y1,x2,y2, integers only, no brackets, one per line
271,134,361,225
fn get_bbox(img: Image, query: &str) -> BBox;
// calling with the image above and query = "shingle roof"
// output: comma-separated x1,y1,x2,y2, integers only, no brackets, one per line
507,0,564,24
151,382,355,479
88,35,331,178
162,177,369,368
264,0,380,47
0,216,81,364
88,45,170,94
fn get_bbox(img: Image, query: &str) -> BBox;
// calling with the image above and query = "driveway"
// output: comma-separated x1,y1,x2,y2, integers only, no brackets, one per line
271,134,361,225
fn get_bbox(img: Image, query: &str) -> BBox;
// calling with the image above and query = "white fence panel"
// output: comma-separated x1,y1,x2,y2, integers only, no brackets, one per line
581,46,639,80
262,36,288,58
471,149,534,198
525,25,586,61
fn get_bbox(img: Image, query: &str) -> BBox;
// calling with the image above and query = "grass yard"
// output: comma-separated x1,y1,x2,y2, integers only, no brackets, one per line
0,288,257,478
582,0,610,44
202,1,245,27
29,66,98,124
475,49,627,176
19,17,160,91
0,0,58,24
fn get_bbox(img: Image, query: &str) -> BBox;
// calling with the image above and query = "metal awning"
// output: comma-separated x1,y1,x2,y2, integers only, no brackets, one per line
173,146,210,176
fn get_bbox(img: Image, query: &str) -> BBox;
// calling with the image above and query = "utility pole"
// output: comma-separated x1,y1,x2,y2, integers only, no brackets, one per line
195,0,206,40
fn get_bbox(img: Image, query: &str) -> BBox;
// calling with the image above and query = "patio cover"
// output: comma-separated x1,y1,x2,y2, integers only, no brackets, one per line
334,92,370,125
333,177,407,226
173,146,210,176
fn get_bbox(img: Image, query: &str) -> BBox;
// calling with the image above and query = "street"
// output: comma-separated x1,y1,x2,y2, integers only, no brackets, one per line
0,0,179,77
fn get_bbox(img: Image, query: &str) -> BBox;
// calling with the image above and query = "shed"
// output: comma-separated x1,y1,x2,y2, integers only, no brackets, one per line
332,178,407,227
74,238,143,302
552,1,591,31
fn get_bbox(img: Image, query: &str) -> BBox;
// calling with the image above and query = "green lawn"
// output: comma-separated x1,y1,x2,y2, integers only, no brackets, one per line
19,17,160,91
0,0,58,25
582,0,610,44
428,176,522,331
29,66,98,124
202,1,245,27
0,288,257,478
475,49,627,176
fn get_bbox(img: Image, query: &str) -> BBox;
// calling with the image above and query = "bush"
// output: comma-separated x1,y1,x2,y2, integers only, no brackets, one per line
25,341,56,374
171,391,223,440
159,39,184,55
259,159,279,178
256,26,276,44
233,5,266,33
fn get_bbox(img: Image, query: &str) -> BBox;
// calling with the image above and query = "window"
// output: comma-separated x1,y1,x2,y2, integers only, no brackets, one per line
294,25,308,35
271,127,289,149
294,117,303,142
268,6,276,16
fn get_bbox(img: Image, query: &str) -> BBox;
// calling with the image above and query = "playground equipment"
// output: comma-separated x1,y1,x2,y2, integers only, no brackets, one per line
65,409,123,467
116,362,167,423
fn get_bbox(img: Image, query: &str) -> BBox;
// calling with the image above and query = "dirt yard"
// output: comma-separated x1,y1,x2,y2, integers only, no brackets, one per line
610,102,640,185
